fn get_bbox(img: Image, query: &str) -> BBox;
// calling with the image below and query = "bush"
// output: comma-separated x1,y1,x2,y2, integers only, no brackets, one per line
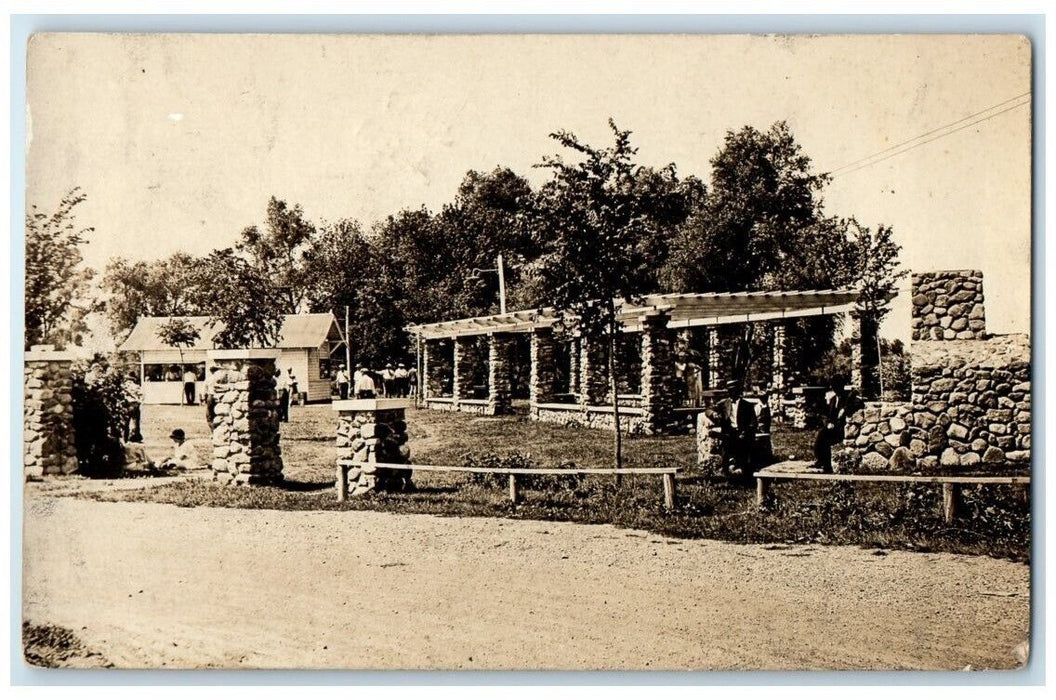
70,354,130,478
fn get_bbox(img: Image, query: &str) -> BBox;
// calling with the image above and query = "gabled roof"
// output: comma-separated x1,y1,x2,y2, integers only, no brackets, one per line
119,313,343,352
406,289,866,340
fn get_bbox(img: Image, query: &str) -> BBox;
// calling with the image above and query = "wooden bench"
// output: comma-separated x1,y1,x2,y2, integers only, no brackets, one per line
755,465,1031,523
336,460,681,509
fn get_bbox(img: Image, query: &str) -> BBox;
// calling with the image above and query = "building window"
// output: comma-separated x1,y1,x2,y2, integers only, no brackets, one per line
319,358,331,379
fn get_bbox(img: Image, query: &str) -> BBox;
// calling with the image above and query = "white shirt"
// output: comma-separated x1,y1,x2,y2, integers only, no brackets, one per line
354,373,376,395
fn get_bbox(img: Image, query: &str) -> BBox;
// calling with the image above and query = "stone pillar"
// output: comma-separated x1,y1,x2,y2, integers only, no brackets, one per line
208,350,283,486
640,312,674,435
568,336,581,395
24,345,78,479
849,311,863,396
530,327,558,415
707,327,721,389
487,333,515,415
770,323,787,417
334,398,411,496
452,337,474,407
580,336,609,406
422,341,431,400
911,270,987,341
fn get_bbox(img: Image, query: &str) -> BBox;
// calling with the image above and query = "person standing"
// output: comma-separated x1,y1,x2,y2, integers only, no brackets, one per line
407,364,418,399
182,366,197,405
813,383,852,474
354,364,377,399
121,372,142,442
335,364,350,400
381,363,396,398
275,368,291,422
394,363,409,398
286,367,299,409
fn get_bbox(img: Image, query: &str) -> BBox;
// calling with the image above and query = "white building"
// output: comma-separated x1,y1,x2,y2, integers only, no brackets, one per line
118,313,346,404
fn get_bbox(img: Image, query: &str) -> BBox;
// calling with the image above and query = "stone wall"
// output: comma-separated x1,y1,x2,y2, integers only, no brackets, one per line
486,333,515,415
639,312,675,435
843,335,1030,472
911,270,986,341
534,405,647,434
24,346,78,479
208,350,284,485
334,398,412,495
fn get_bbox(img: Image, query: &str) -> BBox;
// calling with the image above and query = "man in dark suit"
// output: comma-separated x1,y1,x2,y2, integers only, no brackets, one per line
711,379,759,480
814,382,852,473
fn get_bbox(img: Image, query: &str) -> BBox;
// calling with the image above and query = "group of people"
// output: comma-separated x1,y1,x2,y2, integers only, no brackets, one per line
119,370,199,474
703,378,856,479
332,362,417,400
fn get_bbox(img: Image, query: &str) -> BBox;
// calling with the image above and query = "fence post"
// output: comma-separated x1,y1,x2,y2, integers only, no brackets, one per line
662,472,677,510
942,483,960,523
336,464,348,502
756,477,770,509
509,474,519,505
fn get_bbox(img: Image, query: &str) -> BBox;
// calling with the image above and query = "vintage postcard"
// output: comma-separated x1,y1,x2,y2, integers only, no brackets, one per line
21,33,1032,671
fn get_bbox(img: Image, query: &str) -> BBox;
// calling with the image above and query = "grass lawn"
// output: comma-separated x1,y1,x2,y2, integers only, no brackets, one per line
92,402,1030,562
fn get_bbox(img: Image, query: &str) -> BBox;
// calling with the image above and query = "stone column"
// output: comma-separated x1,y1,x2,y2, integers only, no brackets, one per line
452,337,475,408
580,336,609,406
707,327,721,389
568,336,581,395
849,311,864,396
24,345,78,479
421,340,431,400
487,332,515,415
640,312,674,435
334,398,411,496
208,350,283,486
529,327,558,415
770,323,787,417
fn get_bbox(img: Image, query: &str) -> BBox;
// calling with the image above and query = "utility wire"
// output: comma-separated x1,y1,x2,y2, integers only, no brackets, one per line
829,92,1031,178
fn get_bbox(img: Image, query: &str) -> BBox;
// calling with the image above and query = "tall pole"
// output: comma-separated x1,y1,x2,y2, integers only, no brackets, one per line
344,305,351,372
497,253,507,315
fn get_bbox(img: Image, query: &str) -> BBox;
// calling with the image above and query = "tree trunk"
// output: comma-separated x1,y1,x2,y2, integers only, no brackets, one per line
609,324,623,485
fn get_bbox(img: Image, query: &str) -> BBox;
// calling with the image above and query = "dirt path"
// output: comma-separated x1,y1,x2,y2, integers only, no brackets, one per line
22,491,1030,671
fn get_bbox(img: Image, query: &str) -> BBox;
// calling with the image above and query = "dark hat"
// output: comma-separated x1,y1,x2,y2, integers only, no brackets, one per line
129,432,143,443
169,428,186,441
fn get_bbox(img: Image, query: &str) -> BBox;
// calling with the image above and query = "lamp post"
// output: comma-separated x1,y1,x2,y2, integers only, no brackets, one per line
468,253,509,315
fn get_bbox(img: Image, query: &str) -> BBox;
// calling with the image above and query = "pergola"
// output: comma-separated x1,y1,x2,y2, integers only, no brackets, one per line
406,289,865,435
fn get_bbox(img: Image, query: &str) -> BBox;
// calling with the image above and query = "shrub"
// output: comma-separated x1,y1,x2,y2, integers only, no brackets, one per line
70,354,129,478
461,452,586,492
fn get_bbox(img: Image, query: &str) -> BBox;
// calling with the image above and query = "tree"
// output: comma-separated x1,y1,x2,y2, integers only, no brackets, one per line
531,119,671,470
156,317,201,373
24,188,100,348
847,220,906,399
101,252,203,341
195,248,285,349
238,197,316,314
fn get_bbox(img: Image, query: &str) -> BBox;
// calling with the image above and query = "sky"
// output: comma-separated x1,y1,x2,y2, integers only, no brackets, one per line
25,33,1033,341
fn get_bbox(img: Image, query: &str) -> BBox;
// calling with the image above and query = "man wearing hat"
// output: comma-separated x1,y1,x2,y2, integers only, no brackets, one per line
381,363,396,398
354,364,377,399
714,379,759,479
334,364,350,400
393,362,409,398
160,428,198,472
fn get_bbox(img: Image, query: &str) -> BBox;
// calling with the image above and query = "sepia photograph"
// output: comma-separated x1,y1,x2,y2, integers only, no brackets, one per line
19,31,1033,672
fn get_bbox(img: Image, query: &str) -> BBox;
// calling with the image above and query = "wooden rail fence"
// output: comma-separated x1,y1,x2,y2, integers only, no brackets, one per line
754,470,1031,523
336,460,680,509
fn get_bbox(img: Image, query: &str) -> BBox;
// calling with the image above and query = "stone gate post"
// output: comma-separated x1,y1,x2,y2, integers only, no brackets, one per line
207,349,284,485
334,398,412,496
24,345,78,479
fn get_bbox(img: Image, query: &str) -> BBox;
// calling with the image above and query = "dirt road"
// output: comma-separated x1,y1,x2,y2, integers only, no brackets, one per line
22,491,1030,671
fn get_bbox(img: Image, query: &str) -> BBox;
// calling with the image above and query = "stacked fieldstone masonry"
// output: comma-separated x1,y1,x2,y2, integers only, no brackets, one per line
24,346,78,479
334,399,412,495
209,350,284,485
911,269,986,341
842,269,1030,473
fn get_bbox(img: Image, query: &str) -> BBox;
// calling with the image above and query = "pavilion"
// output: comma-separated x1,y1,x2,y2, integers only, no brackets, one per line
406,289,867,435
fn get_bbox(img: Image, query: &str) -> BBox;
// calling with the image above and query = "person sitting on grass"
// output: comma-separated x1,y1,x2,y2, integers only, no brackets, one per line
159,428,198,472
122,432,155,473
